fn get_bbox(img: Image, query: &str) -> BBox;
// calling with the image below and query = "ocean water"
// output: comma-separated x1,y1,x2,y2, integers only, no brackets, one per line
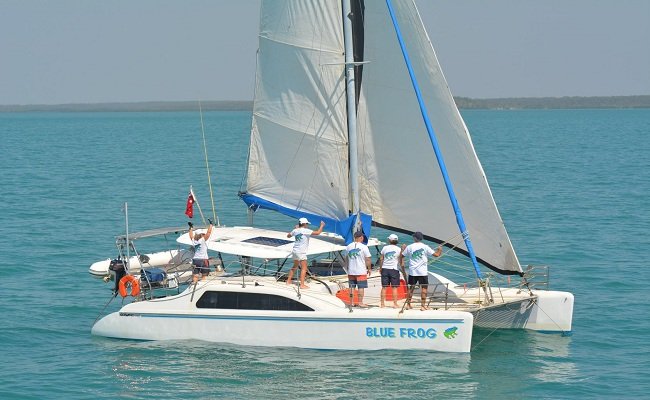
0,109,648,399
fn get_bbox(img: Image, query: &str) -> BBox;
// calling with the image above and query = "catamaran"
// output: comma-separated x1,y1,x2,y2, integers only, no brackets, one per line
92,0,573,352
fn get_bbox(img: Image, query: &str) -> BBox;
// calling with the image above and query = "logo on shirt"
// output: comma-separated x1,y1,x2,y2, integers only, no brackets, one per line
348,248,362,259
294,233,304,242
411,248,425,260
384,251,397,260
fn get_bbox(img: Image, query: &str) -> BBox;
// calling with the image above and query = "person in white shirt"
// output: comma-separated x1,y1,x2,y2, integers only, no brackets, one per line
345,231,372,307
400,231,442,311
188,220,214,283
378,233,404,308
286,217,325,289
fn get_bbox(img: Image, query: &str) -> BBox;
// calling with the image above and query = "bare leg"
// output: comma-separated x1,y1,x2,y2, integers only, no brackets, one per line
358,288,367,307
286,260,298,285
380,287,386,308
299,260,309,289
405,285,414,309
392,286,399,308
420,286,428,310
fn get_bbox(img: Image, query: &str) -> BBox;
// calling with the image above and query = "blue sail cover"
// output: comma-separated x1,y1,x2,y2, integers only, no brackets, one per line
241,193,372,245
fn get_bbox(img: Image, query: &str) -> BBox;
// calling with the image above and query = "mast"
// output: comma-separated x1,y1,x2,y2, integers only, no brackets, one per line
342,0,360,221
385,0,483,279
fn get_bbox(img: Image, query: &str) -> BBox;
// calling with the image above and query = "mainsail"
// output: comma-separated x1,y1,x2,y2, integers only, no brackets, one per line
243,0,522,275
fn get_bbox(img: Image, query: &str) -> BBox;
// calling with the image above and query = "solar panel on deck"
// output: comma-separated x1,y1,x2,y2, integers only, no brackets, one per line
241,237,292,247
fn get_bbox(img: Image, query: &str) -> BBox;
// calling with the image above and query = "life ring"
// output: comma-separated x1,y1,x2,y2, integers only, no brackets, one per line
118,275,141,297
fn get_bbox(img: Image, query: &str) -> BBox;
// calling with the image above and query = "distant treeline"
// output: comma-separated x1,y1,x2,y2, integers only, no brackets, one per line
454,95,650,109
1,96,649,112
0,100,253,112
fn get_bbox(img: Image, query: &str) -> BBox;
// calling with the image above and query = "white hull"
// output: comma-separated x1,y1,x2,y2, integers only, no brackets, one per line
471,290,573,332
92,278,474,352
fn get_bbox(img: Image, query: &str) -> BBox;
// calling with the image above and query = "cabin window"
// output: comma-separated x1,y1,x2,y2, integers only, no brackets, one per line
196,291,314,311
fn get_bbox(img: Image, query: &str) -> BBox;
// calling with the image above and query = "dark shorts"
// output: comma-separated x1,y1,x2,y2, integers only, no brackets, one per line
408,275,428,287
348,274,369,289
381,269,400,287
192,259,210,276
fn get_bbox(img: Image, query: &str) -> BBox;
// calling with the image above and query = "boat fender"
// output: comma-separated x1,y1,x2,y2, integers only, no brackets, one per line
118,275,141,297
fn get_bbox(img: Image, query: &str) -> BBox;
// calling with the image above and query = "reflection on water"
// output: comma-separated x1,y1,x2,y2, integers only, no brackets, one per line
529,332,578,384
469,328,577,396
95,329,577,398
98,339,475,398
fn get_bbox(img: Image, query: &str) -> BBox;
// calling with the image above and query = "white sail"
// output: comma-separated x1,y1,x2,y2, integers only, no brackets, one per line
246,0,350,220
356,1,521,274
245,0,521,274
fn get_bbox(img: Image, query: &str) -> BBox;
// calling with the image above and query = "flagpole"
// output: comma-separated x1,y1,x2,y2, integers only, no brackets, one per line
190,185,206,225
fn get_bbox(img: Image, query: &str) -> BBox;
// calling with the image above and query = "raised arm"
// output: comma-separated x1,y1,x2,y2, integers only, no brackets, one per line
205,220,214,240
311,221,326,236
188,221,195,240
287,224,298,238
433,245,442,257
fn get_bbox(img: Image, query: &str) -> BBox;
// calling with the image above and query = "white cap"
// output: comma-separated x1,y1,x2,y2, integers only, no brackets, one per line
298,217,310,225
388,234,398,241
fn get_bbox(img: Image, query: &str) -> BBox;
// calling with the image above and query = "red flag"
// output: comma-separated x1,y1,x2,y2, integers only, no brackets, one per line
185,192,195,218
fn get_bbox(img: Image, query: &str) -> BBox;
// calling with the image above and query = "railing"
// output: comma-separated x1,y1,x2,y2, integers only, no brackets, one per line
522,264,550,290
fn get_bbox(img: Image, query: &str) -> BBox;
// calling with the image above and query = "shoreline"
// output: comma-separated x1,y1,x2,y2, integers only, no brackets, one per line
1,96,649,112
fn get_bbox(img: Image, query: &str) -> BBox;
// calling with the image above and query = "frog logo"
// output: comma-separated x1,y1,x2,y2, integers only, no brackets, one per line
294,233,304,242
411,248,425,260
443,327,458,339
384,251,396,260
348,248,361,259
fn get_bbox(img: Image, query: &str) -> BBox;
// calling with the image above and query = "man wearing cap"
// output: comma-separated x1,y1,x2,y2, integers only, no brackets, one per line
378,233,404,308
188,220,214,284
400,231,442,311
345,231,372,308
286,217,325,289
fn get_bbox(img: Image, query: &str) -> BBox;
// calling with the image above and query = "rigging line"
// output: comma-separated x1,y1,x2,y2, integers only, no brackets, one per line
385,0,483,280
470,322,502,352
530,297,571,336
93,293,118,325
199,101,219,226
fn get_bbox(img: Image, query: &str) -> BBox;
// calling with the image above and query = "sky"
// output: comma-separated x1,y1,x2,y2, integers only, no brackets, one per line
1,0,648,105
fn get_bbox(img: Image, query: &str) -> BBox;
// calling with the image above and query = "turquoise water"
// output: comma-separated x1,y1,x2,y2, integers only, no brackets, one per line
0,109,648,398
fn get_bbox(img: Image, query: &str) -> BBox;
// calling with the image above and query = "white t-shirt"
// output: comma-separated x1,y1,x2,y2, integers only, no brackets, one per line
192,236,209,260
290,227,314,254
345,242,371,275
402,242,435,276
380,244,401,270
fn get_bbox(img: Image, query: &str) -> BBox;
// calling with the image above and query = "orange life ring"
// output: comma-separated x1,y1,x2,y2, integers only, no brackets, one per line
118,275,141,297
